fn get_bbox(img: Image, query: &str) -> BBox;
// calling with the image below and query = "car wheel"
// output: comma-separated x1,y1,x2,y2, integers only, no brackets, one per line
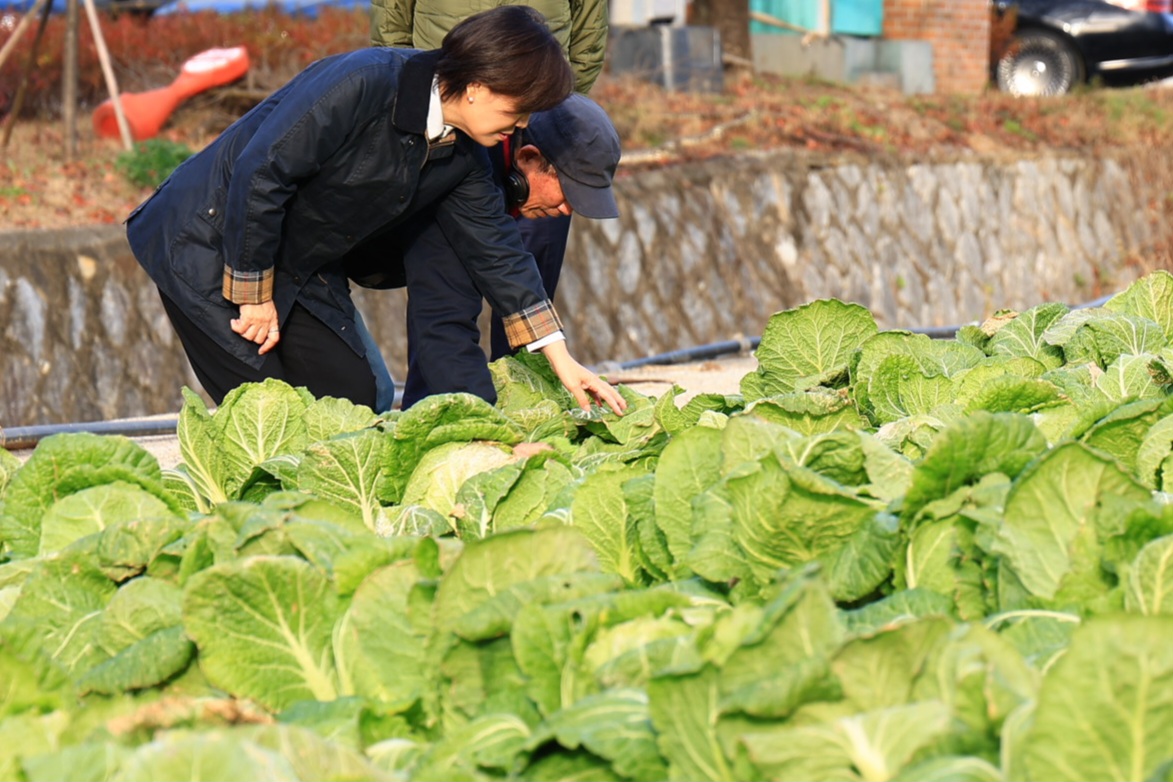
995,29,1084,96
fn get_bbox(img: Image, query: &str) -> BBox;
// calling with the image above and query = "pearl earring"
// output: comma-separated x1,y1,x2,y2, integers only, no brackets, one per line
468,95,474,103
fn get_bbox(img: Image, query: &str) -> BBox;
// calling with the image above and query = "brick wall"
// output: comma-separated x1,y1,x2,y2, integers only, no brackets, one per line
883,0,991,94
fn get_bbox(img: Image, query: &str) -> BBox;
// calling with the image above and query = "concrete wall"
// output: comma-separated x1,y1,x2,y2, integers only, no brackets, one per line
0,227,202,428
1,148,1168,427
751,34,935,94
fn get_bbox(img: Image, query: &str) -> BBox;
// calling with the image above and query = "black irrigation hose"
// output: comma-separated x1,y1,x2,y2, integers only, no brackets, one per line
600,323,959,374
0,385,404,451
595,293,1118,374
1,418,183,452
594,337,762,374
0,293,1124,451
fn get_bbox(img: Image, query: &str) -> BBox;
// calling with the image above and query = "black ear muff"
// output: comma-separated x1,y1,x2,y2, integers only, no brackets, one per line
504,167,529,209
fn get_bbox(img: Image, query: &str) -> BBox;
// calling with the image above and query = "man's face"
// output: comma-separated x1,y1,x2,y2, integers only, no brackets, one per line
514,147,571,219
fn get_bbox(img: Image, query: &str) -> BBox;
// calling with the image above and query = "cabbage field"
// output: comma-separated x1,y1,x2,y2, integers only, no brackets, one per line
4,270,1173,781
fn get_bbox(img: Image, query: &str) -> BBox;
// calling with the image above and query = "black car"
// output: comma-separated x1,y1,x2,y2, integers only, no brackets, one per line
992,0,1173,95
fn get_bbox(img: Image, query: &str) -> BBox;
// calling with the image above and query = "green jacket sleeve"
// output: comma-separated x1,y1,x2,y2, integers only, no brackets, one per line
568,0,608,93
371,0,416,47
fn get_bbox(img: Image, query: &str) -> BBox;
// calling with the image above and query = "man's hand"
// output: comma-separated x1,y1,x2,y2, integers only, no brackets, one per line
231,301,281,355
540,339,627,415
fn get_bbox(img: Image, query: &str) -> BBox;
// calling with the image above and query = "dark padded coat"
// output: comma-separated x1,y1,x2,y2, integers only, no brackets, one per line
126,47,550,370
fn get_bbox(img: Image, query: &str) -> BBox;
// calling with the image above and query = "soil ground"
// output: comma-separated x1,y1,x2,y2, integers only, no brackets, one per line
4,57,1173,229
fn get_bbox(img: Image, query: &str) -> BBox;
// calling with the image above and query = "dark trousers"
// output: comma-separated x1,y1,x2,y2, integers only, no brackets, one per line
160,291,377,408
400,214,573,409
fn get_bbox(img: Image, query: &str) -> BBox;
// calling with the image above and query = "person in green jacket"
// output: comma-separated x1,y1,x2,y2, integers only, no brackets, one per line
370,0,608,95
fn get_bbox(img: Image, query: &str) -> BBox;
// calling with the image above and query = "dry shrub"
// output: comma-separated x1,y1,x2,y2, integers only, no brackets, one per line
988,1,1017,63
1121,154,1173,277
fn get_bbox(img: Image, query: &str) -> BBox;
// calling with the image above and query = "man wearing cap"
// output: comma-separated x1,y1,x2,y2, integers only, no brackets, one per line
347,93,621,409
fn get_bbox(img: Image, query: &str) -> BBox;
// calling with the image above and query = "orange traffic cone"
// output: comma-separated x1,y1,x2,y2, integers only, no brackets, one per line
92,46,250,141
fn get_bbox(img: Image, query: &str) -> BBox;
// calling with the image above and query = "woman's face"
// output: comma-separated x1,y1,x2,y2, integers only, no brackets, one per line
449,84,531,147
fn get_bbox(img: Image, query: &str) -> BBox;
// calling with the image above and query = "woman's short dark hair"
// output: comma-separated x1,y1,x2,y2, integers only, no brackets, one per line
436,6,574,115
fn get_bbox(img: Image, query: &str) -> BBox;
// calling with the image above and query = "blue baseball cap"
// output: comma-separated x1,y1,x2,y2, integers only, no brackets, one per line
523,94,621,219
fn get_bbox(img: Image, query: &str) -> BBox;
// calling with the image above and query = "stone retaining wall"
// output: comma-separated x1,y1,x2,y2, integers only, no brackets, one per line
1,148,1167,427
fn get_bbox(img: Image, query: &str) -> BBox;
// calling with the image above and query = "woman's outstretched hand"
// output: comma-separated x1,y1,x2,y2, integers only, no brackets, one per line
231,301,281,355
540,339,627,416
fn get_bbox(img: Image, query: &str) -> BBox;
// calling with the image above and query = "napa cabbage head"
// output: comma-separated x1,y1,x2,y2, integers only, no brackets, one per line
400,441,517,517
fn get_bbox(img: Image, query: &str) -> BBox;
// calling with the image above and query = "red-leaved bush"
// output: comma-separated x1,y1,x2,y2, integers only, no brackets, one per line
1,6,369,117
